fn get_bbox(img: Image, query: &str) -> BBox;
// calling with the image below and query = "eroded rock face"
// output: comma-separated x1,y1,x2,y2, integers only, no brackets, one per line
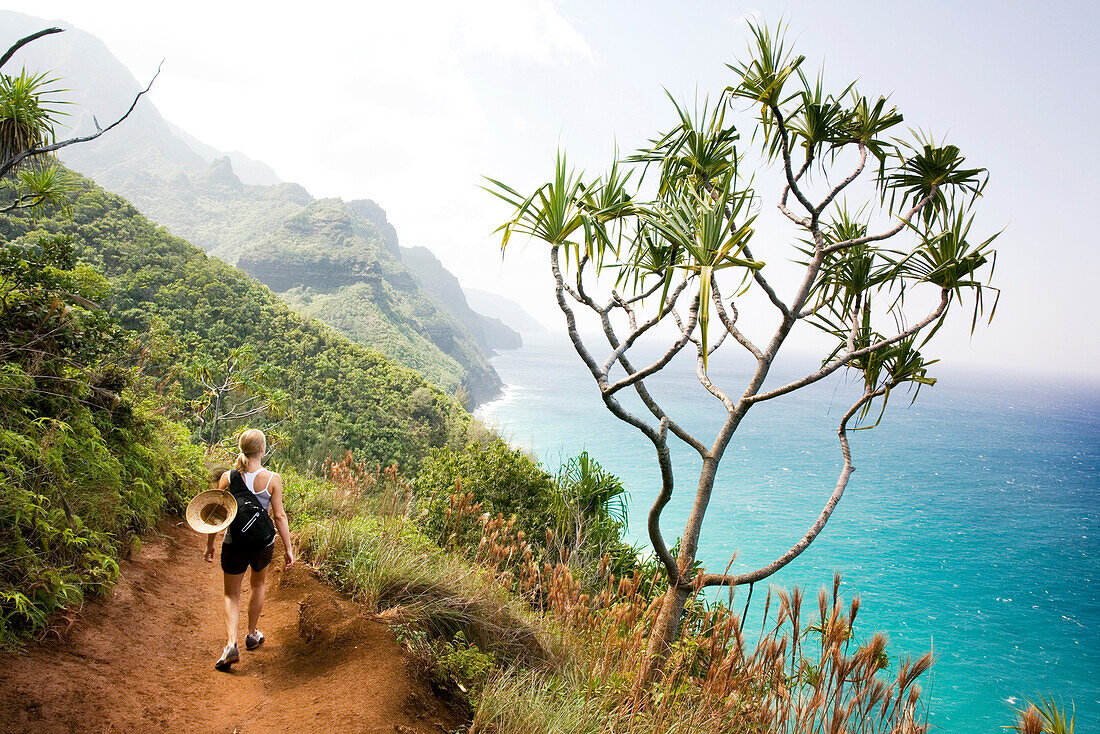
238,251,384,292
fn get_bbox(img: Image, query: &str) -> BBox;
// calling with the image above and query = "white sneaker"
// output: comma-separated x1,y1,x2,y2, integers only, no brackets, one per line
215,643,239,670
245,630,264,651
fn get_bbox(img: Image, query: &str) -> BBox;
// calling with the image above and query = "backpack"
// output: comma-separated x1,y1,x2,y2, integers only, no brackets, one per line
227,469,277,549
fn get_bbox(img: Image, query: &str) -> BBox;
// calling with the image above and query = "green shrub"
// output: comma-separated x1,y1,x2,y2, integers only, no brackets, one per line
416,439,556,548
551,452,640,580
0,234,205,643
396,625,495,710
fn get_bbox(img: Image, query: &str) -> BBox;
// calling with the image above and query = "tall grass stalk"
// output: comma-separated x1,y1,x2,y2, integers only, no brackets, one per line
291,466,935,732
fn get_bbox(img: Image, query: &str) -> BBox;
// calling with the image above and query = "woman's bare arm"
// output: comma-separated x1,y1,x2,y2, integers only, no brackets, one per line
268,474,294,568
204,471,231,562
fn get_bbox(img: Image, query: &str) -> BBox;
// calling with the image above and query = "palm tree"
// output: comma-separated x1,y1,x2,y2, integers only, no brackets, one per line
0,68,61,161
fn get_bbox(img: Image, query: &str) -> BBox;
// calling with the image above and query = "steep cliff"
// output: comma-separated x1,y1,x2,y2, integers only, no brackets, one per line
400,245,521,353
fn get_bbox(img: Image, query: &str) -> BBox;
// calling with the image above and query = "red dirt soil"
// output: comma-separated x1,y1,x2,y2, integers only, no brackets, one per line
0,521,461,733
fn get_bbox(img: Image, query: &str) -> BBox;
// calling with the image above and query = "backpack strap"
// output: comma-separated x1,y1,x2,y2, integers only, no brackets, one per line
229,470,266,513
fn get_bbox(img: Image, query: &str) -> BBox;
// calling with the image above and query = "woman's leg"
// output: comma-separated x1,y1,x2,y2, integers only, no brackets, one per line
223,571,245,646
247,564,269,635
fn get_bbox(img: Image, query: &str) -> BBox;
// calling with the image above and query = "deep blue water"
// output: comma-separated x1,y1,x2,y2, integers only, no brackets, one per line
477,332,1099,732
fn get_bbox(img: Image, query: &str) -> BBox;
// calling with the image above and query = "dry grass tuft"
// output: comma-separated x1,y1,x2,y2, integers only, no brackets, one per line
290,460,937,732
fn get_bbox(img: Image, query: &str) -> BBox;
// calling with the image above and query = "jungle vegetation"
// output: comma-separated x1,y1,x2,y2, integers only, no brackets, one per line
1,172,472,470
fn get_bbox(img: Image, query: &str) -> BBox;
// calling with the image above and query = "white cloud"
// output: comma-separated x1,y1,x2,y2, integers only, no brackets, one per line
456,0,593,62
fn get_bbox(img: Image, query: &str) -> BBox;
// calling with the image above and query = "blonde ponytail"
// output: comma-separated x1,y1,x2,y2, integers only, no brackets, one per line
234,429,267,472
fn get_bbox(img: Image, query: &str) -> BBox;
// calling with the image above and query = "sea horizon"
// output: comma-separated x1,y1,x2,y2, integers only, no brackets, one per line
477,330,1099,732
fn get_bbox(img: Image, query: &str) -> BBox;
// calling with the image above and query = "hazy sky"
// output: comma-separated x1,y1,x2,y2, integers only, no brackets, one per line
4,0,1098,378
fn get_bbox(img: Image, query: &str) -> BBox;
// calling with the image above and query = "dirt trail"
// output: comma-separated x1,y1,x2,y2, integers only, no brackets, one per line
0,521,459,733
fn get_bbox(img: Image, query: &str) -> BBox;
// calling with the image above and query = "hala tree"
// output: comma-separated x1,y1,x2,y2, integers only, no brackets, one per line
488,23,998,683
191,346,288,446
0,27,158,213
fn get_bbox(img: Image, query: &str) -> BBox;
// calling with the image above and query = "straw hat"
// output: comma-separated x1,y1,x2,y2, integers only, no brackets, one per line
185,490,237,534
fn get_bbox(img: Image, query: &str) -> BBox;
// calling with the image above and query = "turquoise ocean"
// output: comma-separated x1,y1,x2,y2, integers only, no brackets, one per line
476,332,1099,732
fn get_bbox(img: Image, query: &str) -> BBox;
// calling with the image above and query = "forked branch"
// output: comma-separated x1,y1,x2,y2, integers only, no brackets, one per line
0,60,163,179
601,277,692,375
698,384,887,588
814,143,867,216
710,275,763,360
769,103,816,218
550,245,683,581
778,147,814,224
823,187,938,255
751,288,949,404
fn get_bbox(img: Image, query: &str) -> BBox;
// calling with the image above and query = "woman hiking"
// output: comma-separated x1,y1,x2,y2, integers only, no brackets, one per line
204,428,294,671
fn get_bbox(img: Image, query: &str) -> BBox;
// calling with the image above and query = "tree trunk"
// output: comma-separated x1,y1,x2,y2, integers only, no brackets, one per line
640,581,691,687
209,390,223,446
635,456,722,696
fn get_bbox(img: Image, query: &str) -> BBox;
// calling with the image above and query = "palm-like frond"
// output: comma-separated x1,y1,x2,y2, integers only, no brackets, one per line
5,162,71,215
846,93,903,170
786,69,854,161
556,451,629,528
726,20,806,162
612,225,679,295
629,93,740,197
579,158,637,270
844,323,938,428
890,209,1000,335
804,206,894,322
483,153,593,265
1010,695,1076,734
639,181,761,367
0,68,67,163
885,133,986,223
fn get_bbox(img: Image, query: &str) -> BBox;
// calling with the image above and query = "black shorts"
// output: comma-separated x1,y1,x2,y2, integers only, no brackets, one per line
220,540,274,575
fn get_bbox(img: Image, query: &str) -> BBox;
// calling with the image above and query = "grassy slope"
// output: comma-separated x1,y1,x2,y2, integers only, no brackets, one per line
0,172,470,472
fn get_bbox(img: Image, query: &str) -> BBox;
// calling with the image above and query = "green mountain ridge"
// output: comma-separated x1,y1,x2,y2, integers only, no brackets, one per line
0,171,470,471
399,245,522,352
89,145,506,403
1,11,514,406
234,197,501,397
